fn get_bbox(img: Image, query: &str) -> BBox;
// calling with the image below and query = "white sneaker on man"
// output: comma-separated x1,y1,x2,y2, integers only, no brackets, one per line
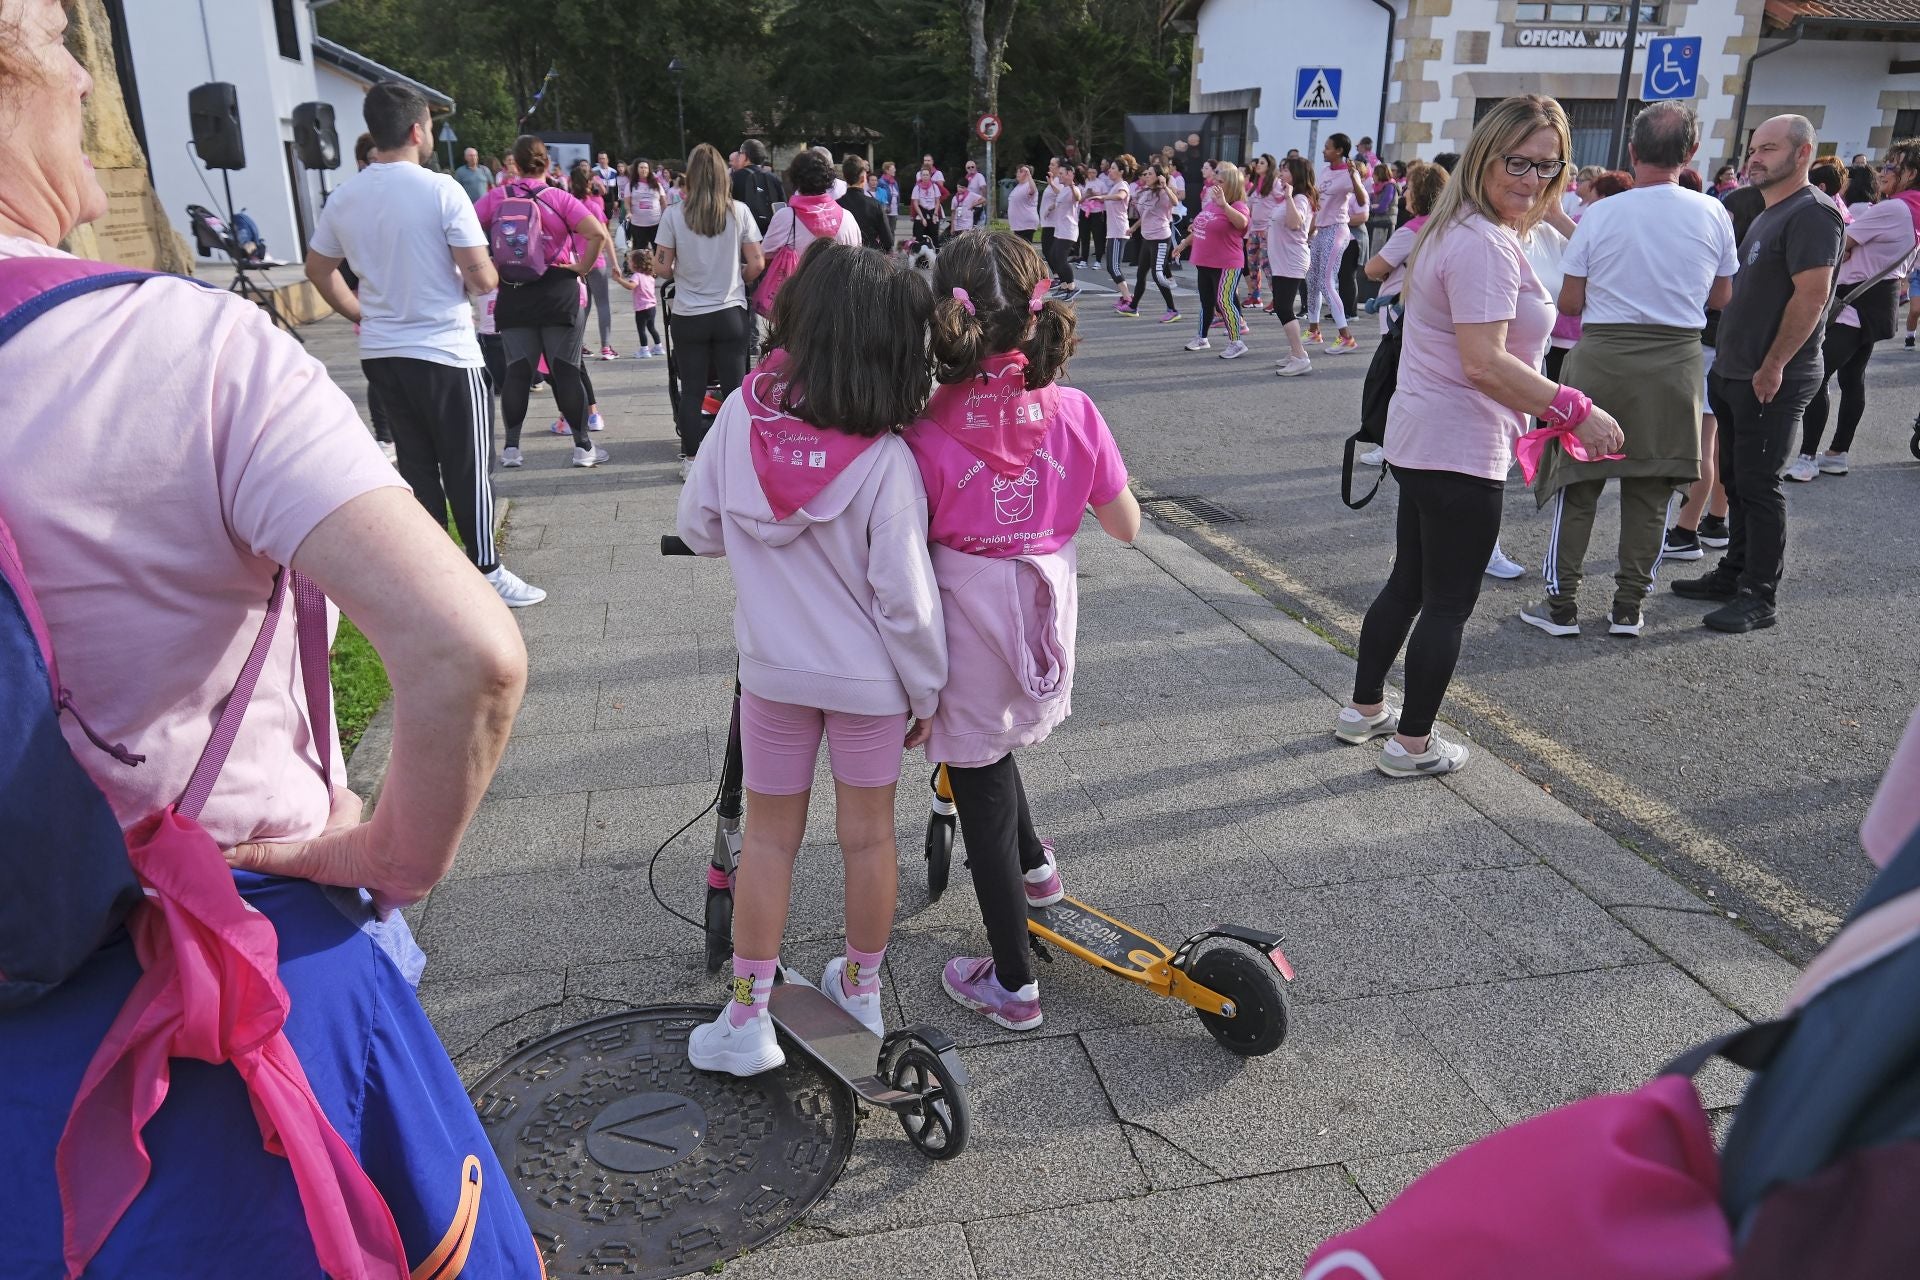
1783,455,1819,483
485,565,546,608
1357,444,1386,466
500,446,523,469
571,444,609,468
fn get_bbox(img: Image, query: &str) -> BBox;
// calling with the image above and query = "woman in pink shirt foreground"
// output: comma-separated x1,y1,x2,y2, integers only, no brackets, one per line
0,1,538,1270
908,232,1141,1032
1337,95,1623,778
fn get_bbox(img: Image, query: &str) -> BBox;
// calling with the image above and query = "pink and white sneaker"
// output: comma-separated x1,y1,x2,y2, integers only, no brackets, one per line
599,345,618,361
1023,839,1064,908
942,957,1042,1031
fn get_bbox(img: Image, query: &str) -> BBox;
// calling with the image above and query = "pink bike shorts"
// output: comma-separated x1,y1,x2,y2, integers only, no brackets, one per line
739,691,908,795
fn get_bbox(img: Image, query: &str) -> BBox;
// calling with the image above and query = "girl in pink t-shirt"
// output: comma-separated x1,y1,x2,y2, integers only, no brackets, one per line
904,232,1141,1033
1244,154,1279,308
1175,162,1252,358
613,247,663,357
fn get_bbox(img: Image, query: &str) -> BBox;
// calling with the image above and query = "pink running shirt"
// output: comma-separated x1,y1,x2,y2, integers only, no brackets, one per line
1188,197,1250,270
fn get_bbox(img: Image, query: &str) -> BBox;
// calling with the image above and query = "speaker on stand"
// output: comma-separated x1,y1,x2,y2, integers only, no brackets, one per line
188,81,302,342
293,101,340,205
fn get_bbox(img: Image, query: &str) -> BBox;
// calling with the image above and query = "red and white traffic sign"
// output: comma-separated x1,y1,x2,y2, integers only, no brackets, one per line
975,114,1002,142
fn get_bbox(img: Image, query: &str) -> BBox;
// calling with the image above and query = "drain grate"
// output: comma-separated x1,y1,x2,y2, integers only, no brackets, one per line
1139,495,1243,528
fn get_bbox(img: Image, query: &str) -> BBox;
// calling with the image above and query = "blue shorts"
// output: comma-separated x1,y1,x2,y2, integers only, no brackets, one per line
0,873,541,1278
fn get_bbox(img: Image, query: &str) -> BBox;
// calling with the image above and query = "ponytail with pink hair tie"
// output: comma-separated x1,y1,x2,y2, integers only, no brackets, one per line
952,287,976,315
1028,279,1050,312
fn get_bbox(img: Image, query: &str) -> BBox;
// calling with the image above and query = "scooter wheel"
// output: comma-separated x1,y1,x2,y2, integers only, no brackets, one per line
1187,945,1290,1057
925,816,955,903
1909,427,1920,461
884,1037,971,1159
703,889,733,974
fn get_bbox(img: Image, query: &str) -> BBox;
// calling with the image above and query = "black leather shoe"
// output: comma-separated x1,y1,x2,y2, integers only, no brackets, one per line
1671,567,1739,601
1703,591,1776,633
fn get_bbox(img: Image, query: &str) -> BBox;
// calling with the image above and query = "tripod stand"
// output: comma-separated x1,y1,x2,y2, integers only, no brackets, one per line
188,171,304,344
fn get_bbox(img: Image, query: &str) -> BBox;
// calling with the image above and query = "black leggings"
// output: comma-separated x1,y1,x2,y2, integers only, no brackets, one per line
1338,236,1363,323
1016,228,1038,244
633,306,660,347
1353,466,1505,739
669,305,750,457
1077,215,1102,263
1042,228,1075,285
1800,322,1876,456
1270,273,1304,325
628,222,658,251
501,348,589,451
1132,237,1175,312
947,754,1049,992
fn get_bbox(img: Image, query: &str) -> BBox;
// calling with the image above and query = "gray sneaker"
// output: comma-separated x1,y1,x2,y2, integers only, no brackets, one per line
1334,703,1400,745
1520,598,1580,638
1377,732,1469,778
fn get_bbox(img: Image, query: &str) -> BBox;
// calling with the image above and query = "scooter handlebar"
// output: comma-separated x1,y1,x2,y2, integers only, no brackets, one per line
660,534,693,557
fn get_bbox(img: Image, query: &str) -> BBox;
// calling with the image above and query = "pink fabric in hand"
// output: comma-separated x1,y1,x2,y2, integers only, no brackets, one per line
1303,1074,1733,1280
1515,420,1625,485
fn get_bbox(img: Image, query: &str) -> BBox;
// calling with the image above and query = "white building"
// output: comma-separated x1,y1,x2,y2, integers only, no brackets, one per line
107,0,451,266
1169,0,1920,172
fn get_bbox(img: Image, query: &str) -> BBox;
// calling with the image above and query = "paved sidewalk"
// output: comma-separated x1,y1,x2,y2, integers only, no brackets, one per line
310,317,1800,1279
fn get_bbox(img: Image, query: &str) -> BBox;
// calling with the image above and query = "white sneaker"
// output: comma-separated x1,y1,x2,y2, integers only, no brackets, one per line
1219,339,1249,360
484,565,546,608
1275,356,1313,377
821,957,885,1038
677,455,693,480
378,441,398,465
500,446,523,469
687,1007,786,1077
1335,702,1401,745
587,412,605,433
1783,455,1819,483
634,349,652,359
1357,445,1386,467
652,344,666,357
572,444,608,468
1184,336,1212,351
1485,547,1526,579
1817,451,1849,476
1378,733,1470,778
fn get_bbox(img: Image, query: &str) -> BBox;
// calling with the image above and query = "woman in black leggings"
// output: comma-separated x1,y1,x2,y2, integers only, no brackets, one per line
1121,165,1178,319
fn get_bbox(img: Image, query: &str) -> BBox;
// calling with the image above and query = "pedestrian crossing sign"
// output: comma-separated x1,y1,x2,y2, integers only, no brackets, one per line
1294,67,1341,120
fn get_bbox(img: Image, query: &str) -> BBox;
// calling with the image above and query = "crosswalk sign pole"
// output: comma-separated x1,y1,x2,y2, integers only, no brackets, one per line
1308,120,1319,160
1607,2,1644,168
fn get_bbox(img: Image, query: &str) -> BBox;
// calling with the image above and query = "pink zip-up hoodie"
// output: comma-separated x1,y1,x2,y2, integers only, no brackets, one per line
676,389,947,719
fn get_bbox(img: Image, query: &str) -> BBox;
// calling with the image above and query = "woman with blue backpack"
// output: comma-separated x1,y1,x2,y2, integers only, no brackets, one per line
0,11,542,1275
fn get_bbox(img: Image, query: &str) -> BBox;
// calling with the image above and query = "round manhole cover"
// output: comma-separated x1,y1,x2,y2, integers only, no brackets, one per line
470,1005,854,1278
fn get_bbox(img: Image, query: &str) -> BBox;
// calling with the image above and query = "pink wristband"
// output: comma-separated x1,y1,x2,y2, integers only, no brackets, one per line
1544,385,1592,428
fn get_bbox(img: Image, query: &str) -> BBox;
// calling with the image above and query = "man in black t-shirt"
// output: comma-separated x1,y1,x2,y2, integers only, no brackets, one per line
730,139,784,235
836,156,893,252
1672,115,1843,634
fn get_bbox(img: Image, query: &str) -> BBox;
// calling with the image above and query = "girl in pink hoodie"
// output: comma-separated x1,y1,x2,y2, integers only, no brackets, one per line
904,232,1142,1032
677,243,948,1076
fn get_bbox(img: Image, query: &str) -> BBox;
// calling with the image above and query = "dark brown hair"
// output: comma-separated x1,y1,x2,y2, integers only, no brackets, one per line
785,147,837,196
929,231,1078,391
1404,159,1447,216
843,154,870,184
354,132,376,168
510,135,549,185
1808,161,1844,198
763,242,934,437
1282,155,1317,208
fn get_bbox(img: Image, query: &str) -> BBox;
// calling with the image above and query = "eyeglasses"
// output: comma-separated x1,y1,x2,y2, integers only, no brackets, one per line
1502,155,1567,179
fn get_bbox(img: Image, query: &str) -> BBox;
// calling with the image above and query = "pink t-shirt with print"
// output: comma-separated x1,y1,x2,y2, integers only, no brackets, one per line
1266,192,1312,277
0,236,406,848
906,386,1129,559
1188,197,1250,270
1384,212,1554,482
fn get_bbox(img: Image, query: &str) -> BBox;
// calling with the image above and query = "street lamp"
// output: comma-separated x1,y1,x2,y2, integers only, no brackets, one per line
437,121,457,170
666,57,688,160
1167,62,1182,113
912,114,924,161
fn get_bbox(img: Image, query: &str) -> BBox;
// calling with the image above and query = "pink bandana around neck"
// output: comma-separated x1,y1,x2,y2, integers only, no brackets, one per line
1893,189,1920,237
745,349,882,520
922,350,1059,478
789,191,844,238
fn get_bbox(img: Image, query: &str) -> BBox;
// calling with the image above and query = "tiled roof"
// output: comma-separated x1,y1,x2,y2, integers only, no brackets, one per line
1765,0,1920,26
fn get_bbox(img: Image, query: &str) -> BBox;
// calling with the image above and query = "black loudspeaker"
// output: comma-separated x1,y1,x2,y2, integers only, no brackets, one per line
188,81,244,170
293,101,339,171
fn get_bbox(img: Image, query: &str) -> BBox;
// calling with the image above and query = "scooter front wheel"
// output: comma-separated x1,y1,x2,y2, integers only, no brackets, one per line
884,1036,971,1159
925,815,955,902
1909,425,1920,461
1187,945,1290,1057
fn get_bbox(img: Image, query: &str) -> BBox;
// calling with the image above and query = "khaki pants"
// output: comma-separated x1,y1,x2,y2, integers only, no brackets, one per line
1544,476,1681,608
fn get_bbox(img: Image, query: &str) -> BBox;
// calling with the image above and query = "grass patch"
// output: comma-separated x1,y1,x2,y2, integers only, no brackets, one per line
331,614,391,759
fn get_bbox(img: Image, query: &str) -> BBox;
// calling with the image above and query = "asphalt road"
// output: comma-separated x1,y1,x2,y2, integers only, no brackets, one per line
1056,269,1920,962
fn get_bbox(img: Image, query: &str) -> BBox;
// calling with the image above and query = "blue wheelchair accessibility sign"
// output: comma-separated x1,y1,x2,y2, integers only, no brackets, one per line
1642,36,1701,102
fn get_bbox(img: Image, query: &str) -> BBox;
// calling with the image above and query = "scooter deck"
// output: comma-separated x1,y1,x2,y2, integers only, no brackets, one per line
1029,897,1174,977
767,984,915,1109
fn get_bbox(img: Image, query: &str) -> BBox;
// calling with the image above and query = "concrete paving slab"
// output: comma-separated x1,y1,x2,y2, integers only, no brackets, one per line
963,1166,1374,1280
495,543,614,578
1430,864,1659,975
723,1222,976,1279
1065,736,1306,821
1615,906,1800,1022
1401,966,1752,1123
1022,802,1293,909
523,634,702,692
537,519,658,548
524,566,697,608
1081,999,1500,1177
604,592,737,636
486,724,709,798
507,684,605,737
794,1038,1147,1238
447,791,587,880
1344,1144,1467,1212
591,671,735,731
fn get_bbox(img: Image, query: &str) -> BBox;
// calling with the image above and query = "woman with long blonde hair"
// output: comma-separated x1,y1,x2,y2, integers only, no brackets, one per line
1174,160,1252,357
1336,96,1624,778
655,142,767,471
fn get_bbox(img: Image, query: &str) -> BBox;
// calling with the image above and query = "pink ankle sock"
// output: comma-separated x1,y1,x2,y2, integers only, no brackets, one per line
842,945,885,996
726,957,777,1027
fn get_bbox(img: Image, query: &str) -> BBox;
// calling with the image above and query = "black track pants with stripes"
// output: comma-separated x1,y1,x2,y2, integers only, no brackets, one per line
361,357,498,573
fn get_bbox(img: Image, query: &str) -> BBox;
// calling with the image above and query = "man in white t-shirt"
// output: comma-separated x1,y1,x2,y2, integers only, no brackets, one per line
306,81,544,608
951,160,987,231
1525,102,1737,638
